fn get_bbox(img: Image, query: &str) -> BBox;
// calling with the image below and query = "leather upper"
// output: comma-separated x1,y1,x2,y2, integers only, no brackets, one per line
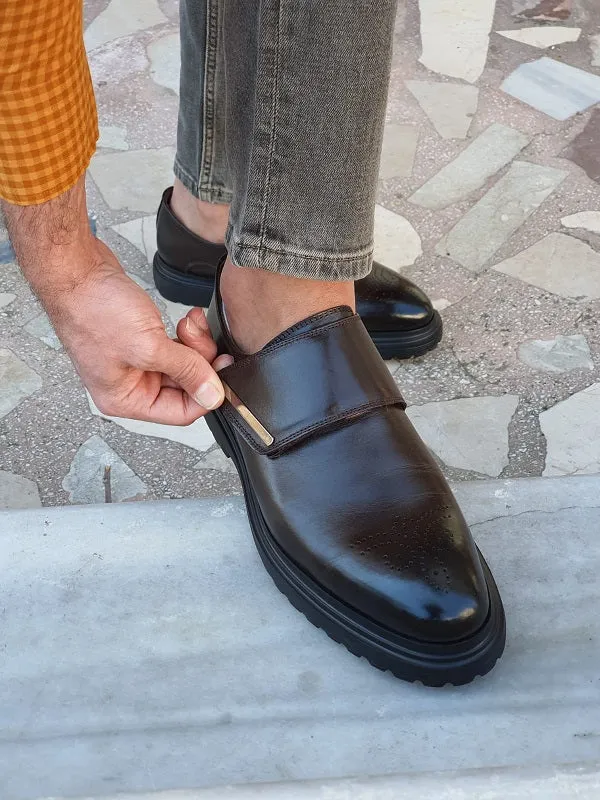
355,261,434,331
217,312,405,456
207,268,491,645
156,187,226,278
156,187,435,330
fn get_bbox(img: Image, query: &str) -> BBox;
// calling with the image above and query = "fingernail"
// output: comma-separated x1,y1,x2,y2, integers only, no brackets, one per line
194,380,223,410
216,355,234,371
195,310,209,330
186,314,208,336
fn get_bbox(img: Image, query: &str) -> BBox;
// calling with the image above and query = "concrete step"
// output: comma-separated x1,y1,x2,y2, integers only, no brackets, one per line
2,475,599,800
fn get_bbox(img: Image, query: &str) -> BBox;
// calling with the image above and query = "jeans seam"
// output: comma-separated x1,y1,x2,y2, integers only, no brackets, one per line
235,241,374,263
174,160,233,203
258,0,283,254
200,0,219,193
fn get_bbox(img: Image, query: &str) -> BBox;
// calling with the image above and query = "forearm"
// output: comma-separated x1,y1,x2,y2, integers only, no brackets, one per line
2,177,100,303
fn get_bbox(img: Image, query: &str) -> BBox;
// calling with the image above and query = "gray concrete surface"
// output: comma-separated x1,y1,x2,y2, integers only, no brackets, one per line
2,475,599,800
34,761,600,800
3,0,600,507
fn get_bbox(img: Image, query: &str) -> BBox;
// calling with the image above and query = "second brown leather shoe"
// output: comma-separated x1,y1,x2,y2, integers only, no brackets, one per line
153,187,442,360
205,264,505,686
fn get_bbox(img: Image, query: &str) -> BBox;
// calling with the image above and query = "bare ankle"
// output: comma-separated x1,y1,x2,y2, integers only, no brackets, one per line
171,178,229,244
220,258,355,353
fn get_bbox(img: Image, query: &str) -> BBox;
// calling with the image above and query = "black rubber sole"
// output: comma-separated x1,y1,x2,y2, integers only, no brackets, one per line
154,254,214,308
153,254,443,360
206,410,506,687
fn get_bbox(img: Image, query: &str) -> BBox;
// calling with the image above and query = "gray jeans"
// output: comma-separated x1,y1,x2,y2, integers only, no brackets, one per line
174,0,398,280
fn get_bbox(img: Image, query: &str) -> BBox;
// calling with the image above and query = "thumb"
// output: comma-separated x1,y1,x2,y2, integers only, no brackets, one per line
153,338,225,410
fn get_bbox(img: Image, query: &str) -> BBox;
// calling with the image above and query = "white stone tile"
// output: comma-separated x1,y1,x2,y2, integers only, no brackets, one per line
418,0,496,83
85,0,167,52
432,298,452,311
493,232,600,299
87,393,214,452
518,334,594,373
561,211,600,235
407,395,519,477
502,57,600,120
0,349,42,419
194,448,237,475
410,124,529,211
62,435,147,504
90,148,175,213
112,216,158,262
98,125,129,151
373,205,422,271
436,161,566,272
379,124,419,180
88,36,149,83
148,32,180,95
591,33,600,67
406,81,479,140
0,293,15,309
0,471,41,510
24,313,62,351
540,383,600,476
497,27,581,48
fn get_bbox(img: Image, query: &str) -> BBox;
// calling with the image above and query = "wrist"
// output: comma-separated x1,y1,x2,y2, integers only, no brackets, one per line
2,175,100,298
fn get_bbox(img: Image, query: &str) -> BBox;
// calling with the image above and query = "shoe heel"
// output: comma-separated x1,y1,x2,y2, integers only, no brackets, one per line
206,411,233,460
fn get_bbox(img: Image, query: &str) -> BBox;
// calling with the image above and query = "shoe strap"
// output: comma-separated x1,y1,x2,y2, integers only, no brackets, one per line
217,314,405,457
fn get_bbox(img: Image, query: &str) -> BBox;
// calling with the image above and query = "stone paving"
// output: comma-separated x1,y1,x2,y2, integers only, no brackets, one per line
1,0,600,508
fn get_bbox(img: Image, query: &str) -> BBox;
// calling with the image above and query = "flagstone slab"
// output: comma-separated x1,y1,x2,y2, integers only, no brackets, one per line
98,125,129,151
87,393,214,452
379,124,419,180
561,211,600,234
148,32,180,95
89,148,175,213
497,27,580,49
373,206,422,270
24,313,62,351
407,395,519,477
0,471,41,510
436,162,566,272
62,435,147,504
418,0,496,83
518,334,594,373
85,0,167,52
410,124,529,211
0,293,15,309
502,57,600,120
0,349,42,419
406,81,479,140
493,233,600,299
112,216,158,262
540,384,600,475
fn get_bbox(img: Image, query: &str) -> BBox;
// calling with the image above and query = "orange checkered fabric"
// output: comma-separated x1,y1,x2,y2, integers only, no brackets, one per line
0,0,98,205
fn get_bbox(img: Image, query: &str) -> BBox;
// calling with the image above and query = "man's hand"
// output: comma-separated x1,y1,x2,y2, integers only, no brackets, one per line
47,240,229,424
2,177,228,425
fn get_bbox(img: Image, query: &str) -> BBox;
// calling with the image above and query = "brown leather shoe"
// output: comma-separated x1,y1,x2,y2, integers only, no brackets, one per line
206,264,505,686
153,187,442,359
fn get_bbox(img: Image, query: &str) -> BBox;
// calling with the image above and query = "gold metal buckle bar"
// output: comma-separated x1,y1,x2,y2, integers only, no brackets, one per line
222,382,274,447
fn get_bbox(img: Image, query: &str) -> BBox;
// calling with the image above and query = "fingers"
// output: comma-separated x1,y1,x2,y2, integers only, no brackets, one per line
176,309,217,363
152,336,225,411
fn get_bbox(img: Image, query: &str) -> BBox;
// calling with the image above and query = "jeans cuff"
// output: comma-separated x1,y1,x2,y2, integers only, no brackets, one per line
173,160,234,204
227,233,373,281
